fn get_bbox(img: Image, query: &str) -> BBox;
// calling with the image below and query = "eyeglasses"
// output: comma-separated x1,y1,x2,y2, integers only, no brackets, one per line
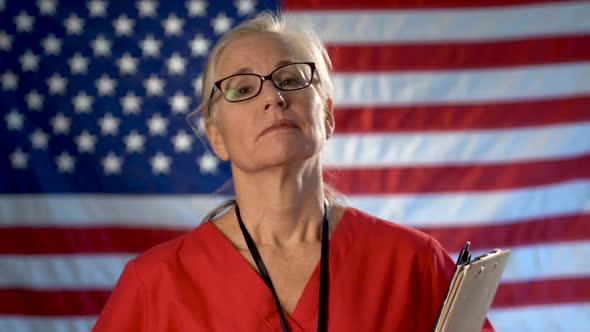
210,62,316,104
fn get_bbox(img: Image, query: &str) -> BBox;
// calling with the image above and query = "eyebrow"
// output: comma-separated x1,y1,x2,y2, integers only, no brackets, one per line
228,60,297,76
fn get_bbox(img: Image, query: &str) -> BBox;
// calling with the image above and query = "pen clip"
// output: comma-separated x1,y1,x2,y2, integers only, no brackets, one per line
456,241,471,266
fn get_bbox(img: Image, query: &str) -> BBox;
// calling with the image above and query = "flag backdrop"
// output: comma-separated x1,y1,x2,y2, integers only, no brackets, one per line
1,0,589,331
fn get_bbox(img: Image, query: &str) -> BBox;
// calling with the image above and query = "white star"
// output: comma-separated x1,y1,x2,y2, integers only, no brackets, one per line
120,91,142,114
189,34,210,56
41,34,62,55
50,112,71,135
19,50,40,72
113,14,134,36
169,91,190,113
25,90,44,111
117,53,138,75
55,151,76,173
14,11,35,33
95,74,116,96
211,13,232,34
150,152,171,175
5,109,24,131
193,75,203,96
37,0,58,16
0,0,6,11
30,128,50,150
124,130,145,153
167,53,186,75
64,13,84,35
186,0,207,17
172,129,194,153
102,152,124,175
197,151,219,174
91,35,112,57
1,70,18,91
72,91,94,113
75,130,97,153
144,74,165,96
162,13,183,36
98,112,120,135
147,113,167,136
140,35,161,57
0,31,13,51
69,52,89,74
88,0,107,17
46,72,67,95
235,0,256,15
10,148,29,170
137,0,157,18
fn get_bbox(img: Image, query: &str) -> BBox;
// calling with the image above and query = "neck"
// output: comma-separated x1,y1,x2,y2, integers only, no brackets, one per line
231,160,326,248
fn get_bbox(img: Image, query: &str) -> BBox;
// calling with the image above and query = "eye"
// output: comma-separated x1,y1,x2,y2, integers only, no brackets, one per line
275,75,304,88
224,85,254,99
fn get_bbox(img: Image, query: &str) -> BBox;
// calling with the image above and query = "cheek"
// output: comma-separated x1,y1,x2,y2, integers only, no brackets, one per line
301,95,327,135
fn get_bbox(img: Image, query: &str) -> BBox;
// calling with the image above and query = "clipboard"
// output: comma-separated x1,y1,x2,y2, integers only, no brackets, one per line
433,243,511,332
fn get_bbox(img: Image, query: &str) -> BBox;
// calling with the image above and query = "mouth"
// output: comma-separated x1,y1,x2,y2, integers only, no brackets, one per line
259,119,299,138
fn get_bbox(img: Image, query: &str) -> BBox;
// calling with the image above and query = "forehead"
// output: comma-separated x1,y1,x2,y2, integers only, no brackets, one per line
215,32,306,77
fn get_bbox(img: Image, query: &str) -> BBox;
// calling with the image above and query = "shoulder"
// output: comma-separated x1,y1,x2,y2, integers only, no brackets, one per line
342,206,455,281
129,221,217,277
343,207,433,252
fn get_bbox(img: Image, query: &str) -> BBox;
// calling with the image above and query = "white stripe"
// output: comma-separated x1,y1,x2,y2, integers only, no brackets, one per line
0,303,588,332
0,254,135,289
331,62,590,106
489,302,590,332
0,194,225,228
286,2,590,43
0,304,587,332
1,180,589,227
323,121,590,167
0,316,96,332
450,241,590,282
0,241,588,289
350,180,590,226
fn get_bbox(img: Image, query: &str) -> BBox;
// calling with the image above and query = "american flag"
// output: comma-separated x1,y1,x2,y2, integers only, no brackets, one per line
1,0,589,331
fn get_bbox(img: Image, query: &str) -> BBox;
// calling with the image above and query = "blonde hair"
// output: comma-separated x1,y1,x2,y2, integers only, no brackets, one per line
187,11,334,124
190,12,345,222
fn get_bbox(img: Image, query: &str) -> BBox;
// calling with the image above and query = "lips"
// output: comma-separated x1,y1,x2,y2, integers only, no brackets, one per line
259,119,299,138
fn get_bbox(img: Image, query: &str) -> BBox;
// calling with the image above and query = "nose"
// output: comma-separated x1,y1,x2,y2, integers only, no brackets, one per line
260,79,287,111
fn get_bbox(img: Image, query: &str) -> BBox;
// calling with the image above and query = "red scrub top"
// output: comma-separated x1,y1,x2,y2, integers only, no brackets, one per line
93,207,495,331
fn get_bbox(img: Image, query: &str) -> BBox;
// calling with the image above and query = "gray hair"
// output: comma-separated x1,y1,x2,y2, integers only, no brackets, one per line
188,11,334,123
190,12,346,222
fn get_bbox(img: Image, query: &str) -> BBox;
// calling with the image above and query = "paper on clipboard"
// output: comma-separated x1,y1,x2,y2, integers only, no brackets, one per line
433,248,511,332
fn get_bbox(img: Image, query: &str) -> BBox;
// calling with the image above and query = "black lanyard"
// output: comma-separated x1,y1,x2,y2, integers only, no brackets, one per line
235,202,330,332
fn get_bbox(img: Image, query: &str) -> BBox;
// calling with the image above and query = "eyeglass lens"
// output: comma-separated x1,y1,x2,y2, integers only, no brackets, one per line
220,63,313,102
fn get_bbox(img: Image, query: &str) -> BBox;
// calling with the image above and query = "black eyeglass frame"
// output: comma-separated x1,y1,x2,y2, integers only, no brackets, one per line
208,62,317,106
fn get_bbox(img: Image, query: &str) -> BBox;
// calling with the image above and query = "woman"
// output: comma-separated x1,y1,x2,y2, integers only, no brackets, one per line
93,12,494,332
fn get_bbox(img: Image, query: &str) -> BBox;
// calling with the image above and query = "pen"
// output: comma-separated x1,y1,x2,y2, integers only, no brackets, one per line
456,241,471,266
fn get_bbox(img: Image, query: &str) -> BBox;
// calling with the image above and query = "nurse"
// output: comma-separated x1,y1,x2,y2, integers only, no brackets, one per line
93,12,495,332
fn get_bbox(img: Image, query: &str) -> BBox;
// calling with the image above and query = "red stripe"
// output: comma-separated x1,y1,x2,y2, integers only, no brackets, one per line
329,35,590,72
1,214,588,255
0,227,185,254
325,153,590,194
493,277,590,308
284,0,565,10
334,95,590,133
1,276,587,315
421,213,590,253
0,289,110,316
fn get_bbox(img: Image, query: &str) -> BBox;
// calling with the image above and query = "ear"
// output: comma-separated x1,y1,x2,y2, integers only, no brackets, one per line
205,119,230,161
324,98,335,139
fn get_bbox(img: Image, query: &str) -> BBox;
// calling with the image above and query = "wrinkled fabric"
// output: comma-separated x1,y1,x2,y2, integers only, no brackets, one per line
93,207,494,332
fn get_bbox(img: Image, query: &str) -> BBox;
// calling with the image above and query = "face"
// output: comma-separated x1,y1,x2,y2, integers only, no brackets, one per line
205,32,334,173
